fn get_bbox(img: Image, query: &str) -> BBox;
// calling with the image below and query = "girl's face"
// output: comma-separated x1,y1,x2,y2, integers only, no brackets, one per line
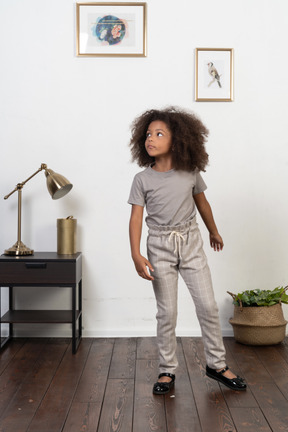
145,120,172,159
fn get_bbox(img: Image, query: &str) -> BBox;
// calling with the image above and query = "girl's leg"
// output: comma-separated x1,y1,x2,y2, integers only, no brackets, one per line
179,221,226,370
147,231,179,375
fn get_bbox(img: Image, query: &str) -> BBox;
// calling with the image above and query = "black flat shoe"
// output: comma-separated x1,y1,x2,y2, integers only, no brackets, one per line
153,373,175,395
206,365,247,391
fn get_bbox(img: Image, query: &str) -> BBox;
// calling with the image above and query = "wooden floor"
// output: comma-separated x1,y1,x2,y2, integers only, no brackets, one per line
0,337,288,432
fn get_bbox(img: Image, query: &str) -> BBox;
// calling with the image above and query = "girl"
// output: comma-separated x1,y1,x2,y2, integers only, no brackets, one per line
128,107,246,394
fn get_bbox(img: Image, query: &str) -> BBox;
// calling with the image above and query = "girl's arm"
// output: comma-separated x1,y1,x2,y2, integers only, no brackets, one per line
194,192,224,251
129,204,154,280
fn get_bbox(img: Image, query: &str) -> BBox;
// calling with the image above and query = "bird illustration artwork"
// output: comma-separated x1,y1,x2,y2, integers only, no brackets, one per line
207,62,222,88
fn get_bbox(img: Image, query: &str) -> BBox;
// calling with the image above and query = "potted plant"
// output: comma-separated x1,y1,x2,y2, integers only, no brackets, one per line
227,286,288,345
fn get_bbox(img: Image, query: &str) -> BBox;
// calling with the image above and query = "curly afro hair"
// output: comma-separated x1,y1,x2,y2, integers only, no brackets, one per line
129,106,209,172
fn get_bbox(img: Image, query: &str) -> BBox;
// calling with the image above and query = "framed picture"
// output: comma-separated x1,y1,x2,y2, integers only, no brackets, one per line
195,48,234,101
76,2,147,57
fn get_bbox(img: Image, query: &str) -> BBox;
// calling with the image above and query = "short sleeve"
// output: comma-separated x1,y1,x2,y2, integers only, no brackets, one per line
193,172,207,195
128,174,145,207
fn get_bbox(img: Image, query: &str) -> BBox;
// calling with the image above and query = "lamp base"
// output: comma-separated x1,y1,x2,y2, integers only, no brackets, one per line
4,241,34,256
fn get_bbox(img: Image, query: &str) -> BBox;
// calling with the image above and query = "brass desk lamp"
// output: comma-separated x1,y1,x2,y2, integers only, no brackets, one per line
4,163,73,256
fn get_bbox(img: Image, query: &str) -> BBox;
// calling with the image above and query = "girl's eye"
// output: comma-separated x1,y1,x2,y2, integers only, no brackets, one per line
146,132,151,137
157,132,163,136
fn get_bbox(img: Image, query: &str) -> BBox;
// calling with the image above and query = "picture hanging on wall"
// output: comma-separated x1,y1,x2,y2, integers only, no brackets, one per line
195,48,234,101
76,2,147,57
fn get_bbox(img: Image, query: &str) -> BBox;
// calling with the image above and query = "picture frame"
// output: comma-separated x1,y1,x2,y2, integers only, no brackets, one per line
195,48,234,101
76,2,147,57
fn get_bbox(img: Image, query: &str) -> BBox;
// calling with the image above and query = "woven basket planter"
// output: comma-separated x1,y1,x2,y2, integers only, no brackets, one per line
229,303,287,345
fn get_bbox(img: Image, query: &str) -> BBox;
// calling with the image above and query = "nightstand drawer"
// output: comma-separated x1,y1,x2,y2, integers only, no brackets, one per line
0,261,76,285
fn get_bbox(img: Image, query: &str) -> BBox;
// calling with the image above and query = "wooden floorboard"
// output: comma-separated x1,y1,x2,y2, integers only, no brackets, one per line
0,337,288,432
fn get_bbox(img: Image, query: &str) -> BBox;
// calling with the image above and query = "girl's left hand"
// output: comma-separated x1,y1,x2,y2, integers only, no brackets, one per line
210,233,224,251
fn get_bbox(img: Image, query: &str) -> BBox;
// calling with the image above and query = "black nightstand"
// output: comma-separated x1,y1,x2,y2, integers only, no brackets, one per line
0,252,82,353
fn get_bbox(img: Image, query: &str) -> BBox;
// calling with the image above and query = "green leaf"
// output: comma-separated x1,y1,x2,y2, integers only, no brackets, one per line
228,286,288,307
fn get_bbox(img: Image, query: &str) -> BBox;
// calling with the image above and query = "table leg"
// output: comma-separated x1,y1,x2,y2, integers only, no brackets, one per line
71,280,82,354
72,283,76,354
0,286,13,349
9,286,13,338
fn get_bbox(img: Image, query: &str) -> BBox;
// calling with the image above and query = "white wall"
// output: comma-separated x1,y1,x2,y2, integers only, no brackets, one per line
1,0,288,338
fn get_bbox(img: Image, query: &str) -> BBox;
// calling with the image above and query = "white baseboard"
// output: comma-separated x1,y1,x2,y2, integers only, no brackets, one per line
11,325,235,338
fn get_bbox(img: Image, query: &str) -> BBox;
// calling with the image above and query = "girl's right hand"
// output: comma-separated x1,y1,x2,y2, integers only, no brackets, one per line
133,255,154,281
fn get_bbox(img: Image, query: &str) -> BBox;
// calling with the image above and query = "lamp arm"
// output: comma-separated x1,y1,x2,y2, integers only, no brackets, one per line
4,163,47,200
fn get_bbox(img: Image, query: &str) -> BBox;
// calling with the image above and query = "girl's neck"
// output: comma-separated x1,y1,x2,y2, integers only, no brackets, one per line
152,157,173,172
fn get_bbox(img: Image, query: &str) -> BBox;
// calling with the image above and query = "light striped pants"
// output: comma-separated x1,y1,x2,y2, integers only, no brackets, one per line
147,217,226,375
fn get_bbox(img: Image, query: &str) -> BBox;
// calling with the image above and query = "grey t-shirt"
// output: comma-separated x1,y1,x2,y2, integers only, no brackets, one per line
128,166,207,227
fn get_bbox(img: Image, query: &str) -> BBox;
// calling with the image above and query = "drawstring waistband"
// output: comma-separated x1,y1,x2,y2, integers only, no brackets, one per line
148,217,197,259
169,231,185,258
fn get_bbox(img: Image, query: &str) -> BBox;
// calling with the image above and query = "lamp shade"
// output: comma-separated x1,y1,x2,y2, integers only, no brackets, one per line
45,169,73,200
